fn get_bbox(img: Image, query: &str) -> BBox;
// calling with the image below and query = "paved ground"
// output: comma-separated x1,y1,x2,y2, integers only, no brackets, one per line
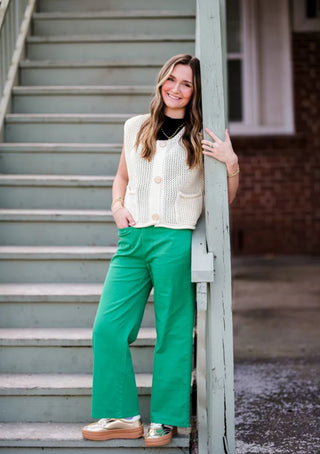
232,256,320,454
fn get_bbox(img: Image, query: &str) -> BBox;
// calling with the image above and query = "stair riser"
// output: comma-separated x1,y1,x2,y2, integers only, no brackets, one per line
0,150,121,175
0,395,151,423
13,93,152,114
19,66,160,86
0,221,117,246
38,0,194,12
0,259,110,283
27,41,194,62
5,121,126,142
33,17,195,36
0,186,112,209
0,345,154,374
0,301,155,328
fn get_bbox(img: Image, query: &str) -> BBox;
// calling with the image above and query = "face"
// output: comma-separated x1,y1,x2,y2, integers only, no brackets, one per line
161,64,194,118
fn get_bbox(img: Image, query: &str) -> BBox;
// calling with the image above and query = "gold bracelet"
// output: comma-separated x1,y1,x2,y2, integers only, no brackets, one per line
227,165,240,178
111,197,123,210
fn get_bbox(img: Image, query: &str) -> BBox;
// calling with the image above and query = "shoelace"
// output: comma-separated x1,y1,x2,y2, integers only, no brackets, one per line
97,418,110,425
150,423,173,433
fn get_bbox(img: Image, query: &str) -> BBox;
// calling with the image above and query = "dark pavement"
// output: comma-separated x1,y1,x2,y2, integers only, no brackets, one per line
232,256,320,454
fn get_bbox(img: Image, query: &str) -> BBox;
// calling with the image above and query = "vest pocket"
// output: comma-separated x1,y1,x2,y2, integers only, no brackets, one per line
175,191,203,226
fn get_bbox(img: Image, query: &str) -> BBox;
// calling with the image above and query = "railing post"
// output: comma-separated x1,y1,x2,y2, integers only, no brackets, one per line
194,0,235,453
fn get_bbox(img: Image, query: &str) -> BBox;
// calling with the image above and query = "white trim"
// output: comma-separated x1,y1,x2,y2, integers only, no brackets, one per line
228,0,295,136
229,123,295,136
241,0,260,127
293,0,320,32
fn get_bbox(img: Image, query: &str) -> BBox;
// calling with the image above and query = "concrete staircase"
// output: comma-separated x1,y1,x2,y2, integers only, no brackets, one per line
0,0,195,452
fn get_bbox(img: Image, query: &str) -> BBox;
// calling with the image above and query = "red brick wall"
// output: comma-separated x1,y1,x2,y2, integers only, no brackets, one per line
230,32,320,255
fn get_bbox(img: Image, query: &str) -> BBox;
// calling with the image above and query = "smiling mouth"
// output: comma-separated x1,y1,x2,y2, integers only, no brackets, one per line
167,93,181,101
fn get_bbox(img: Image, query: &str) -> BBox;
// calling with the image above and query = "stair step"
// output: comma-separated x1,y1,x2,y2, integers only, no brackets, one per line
19,60,162,86
26,34,194,62
38,0,194,13
33,10,194,18
0,327,155,345
32,11,195,36
0,245,114,259
12,86,153,114
0,246,115,283
0,283,155,328
0,209,118,246
0,328,156,373
1,2,194,450
0,282,104,302
0,175,114,209
0,373,153,423
4,113,133,142
0,143,122,175
0,422,190,452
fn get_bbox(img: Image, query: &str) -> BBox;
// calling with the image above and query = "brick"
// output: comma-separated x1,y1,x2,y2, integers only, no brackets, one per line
231,32,320,255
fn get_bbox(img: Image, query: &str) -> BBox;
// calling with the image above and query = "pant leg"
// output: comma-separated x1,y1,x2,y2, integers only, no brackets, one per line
91,227,152,418
146,227,195,427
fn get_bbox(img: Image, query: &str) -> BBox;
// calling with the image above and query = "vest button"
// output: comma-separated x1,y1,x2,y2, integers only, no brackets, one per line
159,142,166,148
152,213,160,221
154,176,162,184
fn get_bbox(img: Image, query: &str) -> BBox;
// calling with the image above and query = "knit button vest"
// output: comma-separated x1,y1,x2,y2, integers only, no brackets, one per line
123,114,204,230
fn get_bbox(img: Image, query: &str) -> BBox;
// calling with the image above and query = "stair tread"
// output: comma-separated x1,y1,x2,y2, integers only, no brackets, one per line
0,282,154,302
20,60,163,67
33,10,195,19
0,142,122,150
0,245,116,259
27,34,194,43
0,208,113,220
0,422,190,446
13,85,153,94
0,282,103,299
5,113,134,122
0,174,114,185
0,327,156,345
0,373,152,392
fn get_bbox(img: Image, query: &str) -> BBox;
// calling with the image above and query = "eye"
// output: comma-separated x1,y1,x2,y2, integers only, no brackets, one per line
167,77,174,81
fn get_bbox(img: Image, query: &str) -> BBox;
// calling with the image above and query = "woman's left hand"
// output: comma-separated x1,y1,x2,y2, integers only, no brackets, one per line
202,128,238,173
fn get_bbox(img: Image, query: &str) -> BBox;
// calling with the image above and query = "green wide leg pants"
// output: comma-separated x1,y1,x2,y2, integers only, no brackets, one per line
91,226,195,427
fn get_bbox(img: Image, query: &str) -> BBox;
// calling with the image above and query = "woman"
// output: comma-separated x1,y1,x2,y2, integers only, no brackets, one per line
82,54,239,447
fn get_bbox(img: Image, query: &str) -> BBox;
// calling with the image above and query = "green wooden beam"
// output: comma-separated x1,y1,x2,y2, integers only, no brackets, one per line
194,0,235,452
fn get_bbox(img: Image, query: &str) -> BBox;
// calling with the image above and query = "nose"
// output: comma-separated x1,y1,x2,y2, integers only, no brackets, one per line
172,82,180,93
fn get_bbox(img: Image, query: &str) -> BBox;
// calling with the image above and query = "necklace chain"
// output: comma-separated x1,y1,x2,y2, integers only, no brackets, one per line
160,122,184,140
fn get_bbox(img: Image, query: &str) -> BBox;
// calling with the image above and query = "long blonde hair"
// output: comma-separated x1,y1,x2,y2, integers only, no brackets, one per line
135,54,203,169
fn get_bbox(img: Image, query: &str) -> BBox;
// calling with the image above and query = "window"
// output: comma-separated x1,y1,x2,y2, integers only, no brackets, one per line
293,0,320,31
227,0,294,135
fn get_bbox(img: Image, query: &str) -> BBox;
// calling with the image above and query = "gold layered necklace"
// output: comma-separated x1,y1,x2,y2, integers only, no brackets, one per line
160,122,184,140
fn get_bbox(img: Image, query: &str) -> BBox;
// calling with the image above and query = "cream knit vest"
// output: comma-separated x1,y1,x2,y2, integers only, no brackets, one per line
124,114,204,230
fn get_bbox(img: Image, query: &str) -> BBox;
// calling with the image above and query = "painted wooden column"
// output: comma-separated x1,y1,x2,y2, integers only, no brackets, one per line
193,0,235,452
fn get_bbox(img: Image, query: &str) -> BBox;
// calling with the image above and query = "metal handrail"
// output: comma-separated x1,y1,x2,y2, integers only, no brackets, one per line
0,0,36,140
0,0,28,99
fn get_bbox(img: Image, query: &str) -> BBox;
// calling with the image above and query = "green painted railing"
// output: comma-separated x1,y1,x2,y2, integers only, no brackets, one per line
193,0,235,453
0,0,36,139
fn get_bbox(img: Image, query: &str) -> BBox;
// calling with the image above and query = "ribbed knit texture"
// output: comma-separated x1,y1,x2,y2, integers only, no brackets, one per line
124,114,204,230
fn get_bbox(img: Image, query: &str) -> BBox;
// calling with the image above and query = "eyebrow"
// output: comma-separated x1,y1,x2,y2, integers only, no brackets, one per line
169,75,193,85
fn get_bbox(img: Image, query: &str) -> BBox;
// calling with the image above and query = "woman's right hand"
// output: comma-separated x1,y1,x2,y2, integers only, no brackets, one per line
112,206,136,229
